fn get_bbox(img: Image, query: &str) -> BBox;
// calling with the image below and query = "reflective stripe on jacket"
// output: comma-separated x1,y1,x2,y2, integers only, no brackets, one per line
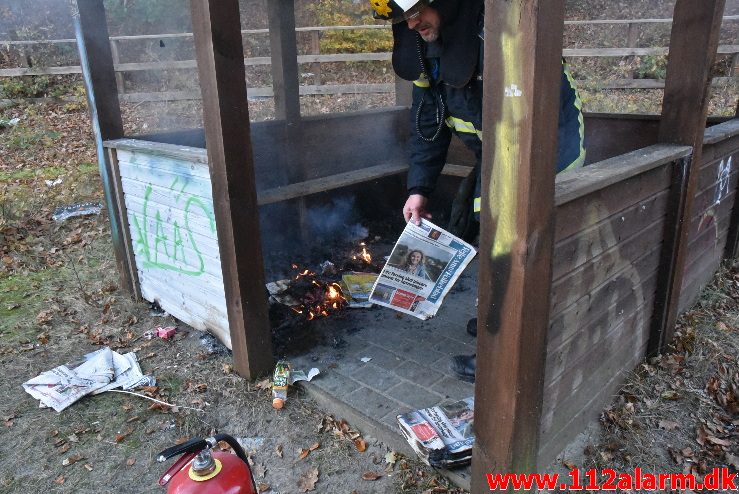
408,59,585,215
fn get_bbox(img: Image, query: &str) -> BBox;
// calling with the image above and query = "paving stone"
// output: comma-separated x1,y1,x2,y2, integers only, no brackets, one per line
311,368,363,396
431,335,476,356
395,360,445,388
379,408,404,431
396,338,447,366
349,343,404,371
337,361,402,391
431,376,475,402
385,381,445,409
344,387,403,418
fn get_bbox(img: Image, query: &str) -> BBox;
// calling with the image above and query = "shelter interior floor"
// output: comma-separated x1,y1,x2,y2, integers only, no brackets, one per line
290,259,479,487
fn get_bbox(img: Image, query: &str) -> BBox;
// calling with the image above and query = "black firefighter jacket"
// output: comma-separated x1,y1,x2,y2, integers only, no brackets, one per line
392,0,586,219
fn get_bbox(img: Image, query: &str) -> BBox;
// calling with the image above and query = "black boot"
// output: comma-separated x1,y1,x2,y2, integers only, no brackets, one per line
450,354,476,383
466,318,477,337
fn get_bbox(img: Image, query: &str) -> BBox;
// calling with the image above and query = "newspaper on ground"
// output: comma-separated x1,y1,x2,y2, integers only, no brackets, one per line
397,396,475,468
340,272,378,308
369,219,476,320
22,347,155,412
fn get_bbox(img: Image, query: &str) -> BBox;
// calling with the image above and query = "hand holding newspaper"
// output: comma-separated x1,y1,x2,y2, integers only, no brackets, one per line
369,219,476,320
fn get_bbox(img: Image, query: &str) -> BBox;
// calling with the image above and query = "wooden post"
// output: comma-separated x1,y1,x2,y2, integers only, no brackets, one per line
471,0,565,489
71,0,136,296
190,0,274,379
268,0,301,122
395,75,412,107
626,22,639,48
267,0,312,242
109,39,125,95
648,0,726,355
626,22,639,79
309,30,322,86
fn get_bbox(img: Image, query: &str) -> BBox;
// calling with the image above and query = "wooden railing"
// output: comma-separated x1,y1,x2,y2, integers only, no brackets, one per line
2,16,737,102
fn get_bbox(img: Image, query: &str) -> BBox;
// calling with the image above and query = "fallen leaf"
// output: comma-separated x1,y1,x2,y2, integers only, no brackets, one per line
658,420,680,431
54,475,65,485
58,443,71,454
384,451,397,465
62,454,83,466
222,363,233,374
67,433,79,443
275,444,283,458
297,467,319,492
84,463,93,471
563,460,577,470
36,309,53,325
309,442,321,451
257,483,270,493
706,435,731,446
354,438,367,452
696,426,708,446
661,390,680,400
255,379,271,391
126,458,136,466
362,471,382,481
298,448,310,460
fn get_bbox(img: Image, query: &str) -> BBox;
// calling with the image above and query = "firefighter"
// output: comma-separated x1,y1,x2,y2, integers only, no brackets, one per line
370,0,586,382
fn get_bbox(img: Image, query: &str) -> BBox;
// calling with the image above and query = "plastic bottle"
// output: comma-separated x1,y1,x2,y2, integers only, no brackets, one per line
271,360,290,409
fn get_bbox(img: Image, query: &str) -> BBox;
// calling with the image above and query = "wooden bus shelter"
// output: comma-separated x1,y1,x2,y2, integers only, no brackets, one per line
71,0,737,489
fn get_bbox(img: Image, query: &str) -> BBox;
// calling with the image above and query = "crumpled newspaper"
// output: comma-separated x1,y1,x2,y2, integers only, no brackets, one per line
22,347,155,412
289,367,320,384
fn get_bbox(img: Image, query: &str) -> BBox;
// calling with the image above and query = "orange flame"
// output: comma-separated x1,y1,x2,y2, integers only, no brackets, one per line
352,242,372,264
288,266,347,320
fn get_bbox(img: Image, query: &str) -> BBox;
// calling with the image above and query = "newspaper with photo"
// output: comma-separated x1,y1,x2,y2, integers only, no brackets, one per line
369,219,476,320
396,397,475,468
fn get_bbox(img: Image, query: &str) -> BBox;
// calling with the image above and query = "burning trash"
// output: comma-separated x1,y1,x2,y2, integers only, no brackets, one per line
267,264,347,320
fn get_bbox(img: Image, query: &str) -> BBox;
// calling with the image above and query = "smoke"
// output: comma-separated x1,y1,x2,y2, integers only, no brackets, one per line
306,196,368,243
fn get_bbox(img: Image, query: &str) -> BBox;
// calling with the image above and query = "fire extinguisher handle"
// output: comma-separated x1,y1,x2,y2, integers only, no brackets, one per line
213,433,249,465
156,438,208,462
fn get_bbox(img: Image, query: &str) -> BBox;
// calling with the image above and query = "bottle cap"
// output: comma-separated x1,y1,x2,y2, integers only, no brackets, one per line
272,398,284,409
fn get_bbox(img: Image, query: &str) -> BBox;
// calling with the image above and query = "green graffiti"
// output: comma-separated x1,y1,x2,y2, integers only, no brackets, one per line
130,177,216,276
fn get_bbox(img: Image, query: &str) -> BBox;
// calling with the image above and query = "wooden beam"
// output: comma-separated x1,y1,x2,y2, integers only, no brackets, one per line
72,0,135,296
190,0,274,379
268,0,301,122
471,0,565,488
256,162,471,205
649,0,726,356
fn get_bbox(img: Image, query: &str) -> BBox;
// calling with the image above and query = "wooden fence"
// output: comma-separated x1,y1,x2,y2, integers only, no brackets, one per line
2,16,737,103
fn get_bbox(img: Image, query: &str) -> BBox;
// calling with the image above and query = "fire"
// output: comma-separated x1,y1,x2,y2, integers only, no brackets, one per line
352,242,372,264
288,265,347,320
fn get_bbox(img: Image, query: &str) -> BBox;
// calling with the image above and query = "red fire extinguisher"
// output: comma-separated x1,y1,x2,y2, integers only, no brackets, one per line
157,433,257,494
